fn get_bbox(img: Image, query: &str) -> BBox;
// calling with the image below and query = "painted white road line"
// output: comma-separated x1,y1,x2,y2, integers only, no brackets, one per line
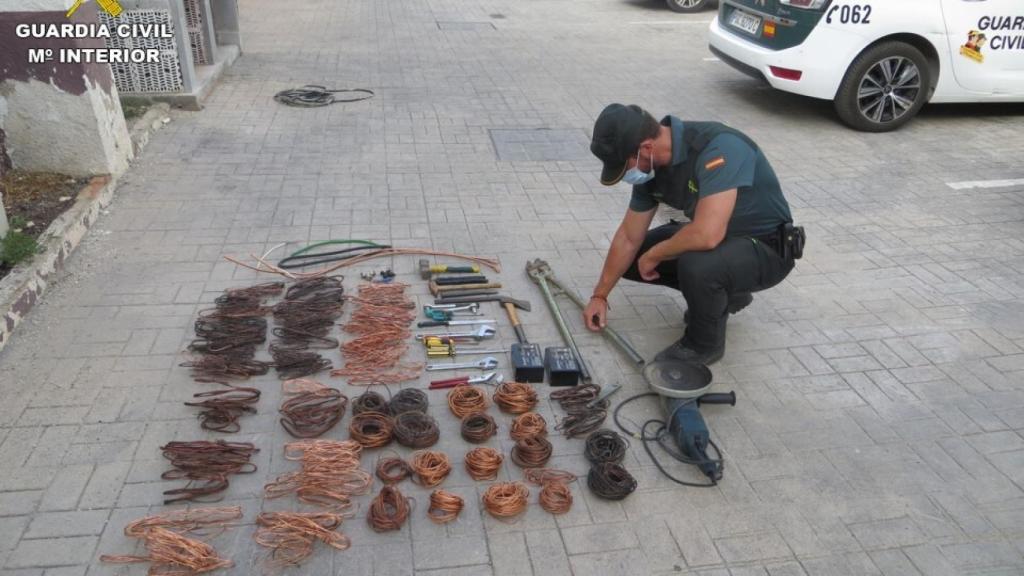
946,178,1024,190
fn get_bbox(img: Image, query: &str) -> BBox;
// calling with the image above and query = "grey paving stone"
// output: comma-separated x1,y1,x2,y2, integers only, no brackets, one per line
6,537,97,569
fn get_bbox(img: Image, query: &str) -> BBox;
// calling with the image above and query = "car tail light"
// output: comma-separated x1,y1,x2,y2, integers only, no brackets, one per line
779,0,829,9
769,66,803,81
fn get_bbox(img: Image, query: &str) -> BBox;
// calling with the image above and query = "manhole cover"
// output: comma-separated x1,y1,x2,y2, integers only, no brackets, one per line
437,21,496,30
489,128,593,162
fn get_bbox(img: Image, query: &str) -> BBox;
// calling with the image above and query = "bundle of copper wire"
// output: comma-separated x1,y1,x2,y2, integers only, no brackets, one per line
460,412,497,443
181,350,271,385
550,384,609,438
375,453,412,485
410,450,451,487
101,506,242,575
201,282,284,319
226,248,500,280
367,485,411,532
255,511,349,568
464,447,503,481
511,435,553,468
270,343,332,380
482,482,530,519
351,390,390,415
523,468,577,515
388,388,429,414
447,386,489,419
264,440,371,512
188,316,268,358
428,490,464,524
492,381,538,414
393,411,440,448
184,386,261,433
335,283,423,385
160,441,258,504
510,412,548,441
587,462,637,501
348,411,394,448
279,385,347,438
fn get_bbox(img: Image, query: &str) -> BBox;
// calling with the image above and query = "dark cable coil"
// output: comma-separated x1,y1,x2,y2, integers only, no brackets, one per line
392,411,440,448
460,412,497,443
352,391,390,415
584,429,628,464
587,463,637,501
388,389,429,415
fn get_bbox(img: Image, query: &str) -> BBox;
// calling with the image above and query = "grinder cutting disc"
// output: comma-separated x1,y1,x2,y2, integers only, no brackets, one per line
642,359,712,399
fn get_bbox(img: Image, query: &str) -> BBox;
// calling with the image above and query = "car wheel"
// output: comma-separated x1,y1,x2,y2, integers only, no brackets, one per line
834,41,931,132
666,0,709,13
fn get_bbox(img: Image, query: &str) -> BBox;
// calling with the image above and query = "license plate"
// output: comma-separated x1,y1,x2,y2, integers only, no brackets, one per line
729,9,762,36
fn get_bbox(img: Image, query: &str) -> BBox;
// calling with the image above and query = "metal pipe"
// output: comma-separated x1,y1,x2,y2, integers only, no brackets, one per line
543,274,645,366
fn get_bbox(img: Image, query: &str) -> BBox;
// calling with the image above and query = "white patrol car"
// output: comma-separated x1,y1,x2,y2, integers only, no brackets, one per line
708,0,1024,131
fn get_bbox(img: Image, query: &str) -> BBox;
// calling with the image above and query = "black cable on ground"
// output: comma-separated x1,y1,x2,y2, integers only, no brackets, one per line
273,85,374,108
613,392,723,488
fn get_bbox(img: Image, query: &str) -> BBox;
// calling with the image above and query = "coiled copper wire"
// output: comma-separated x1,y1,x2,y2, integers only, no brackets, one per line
352,391,389,415
492,382,538,414
511,435,553,468
392,411,440,448
264,440,371,513
460,412,497,443
510,412,547,441
409,450,451,487
367,485,411,532
587,463,637,501
254,511,349,568
482,482,530,518
375,453,412,485
159,441,258,505
279,388,347,438
464,447,503,481
348,411,393,448
447,386,489,419
100,506,242,574
388,388,429,414
523,468,577,515
184,386,261,433
427,490,464,524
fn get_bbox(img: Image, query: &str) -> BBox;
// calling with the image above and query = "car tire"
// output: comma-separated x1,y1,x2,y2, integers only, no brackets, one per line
834,41,931,132
666,0,709,13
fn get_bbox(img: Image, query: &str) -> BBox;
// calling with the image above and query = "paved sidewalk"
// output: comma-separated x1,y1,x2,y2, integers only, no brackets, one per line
1,0,1024,574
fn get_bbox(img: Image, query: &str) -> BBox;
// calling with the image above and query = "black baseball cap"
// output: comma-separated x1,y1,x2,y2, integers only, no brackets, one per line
590,103,650,186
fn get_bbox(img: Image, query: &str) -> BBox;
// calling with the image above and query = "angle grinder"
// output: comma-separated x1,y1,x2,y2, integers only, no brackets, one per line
642,359,736,482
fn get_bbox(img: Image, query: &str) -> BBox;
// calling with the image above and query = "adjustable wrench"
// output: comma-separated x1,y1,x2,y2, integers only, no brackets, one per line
416,325,496,342
425,356,499,372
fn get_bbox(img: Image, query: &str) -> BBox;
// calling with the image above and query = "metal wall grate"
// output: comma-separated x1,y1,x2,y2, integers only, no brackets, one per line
182,0,211,65
100,9,183,93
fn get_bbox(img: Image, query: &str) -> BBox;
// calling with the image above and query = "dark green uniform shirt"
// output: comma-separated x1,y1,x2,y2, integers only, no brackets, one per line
629,116,792,238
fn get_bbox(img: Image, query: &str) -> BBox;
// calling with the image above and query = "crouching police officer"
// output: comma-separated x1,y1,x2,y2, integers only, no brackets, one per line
584,103,804,365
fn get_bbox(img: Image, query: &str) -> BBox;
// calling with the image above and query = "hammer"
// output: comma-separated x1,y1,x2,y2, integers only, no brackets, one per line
419,259,480,280
429,281,503,297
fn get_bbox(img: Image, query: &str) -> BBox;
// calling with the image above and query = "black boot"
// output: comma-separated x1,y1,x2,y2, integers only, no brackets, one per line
653,340,724,366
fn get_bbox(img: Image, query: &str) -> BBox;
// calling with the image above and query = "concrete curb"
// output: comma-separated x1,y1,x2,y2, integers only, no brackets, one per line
0,175,116,353
128,102,172,157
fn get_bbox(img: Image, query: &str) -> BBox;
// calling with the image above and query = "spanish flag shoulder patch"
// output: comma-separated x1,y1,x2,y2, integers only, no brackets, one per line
704,156,726,171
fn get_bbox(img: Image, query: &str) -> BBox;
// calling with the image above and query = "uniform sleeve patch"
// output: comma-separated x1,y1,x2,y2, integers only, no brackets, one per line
704,156,726,171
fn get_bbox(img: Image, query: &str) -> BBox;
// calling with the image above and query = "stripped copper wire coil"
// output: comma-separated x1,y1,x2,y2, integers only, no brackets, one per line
375,453,412,485
254,511,349,568
482,482,530,519
464,447,503,481
392,411,440,448
348,411,394,448
460,412,497,443
100,506,242,574
427,490,464,524
511,435,553,468
409,450,452,487
492,381,538,414
279,388,347,438
447,385,489,419
184,386,261,433
367,485,411,532
523,468,578,515
510,412,548,441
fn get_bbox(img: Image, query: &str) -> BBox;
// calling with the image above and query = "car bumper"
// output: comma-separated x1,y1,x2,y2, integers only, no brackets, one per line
708,16,860,100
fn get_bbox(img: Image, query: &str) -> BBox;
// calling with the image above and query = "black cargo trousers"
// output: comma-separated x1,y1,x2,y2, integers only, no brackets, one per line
623,220,795,352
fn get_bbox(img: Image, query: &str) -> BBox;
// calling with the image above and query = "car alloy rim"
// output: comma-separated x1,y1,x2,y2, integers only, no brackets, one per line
857,56,921,124
673,0,703,7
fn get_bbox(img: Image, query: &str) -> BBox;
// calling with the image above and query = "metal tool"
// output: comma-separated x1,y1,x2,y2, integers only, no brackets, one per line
419,259,481,279
426,346,509,357
416,325,496,342
417,318,497,328
525,258,643,366
428,372,500,389
433,275,489,286
430,281,503,296
432,288,500,298
426,303,480,314
425,356,499,372
434,294,532,312
526,259,593,383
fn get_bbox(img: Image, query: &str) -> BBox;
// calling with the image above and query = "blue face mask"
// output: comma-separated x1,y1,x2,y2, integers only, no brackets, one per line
622,147,654,186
